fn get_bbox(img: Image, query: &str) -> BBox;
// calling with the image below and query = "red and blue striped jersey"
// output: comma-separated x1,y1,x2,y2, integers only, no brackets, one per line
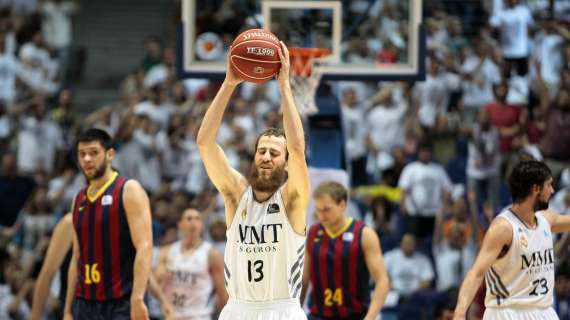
72,173,136,301
307,219,370,319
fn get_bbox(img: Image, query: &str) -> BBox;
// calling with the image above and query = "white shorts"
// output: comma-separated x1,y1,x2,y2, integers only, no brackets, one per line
484,307,559,320
219,298,307,320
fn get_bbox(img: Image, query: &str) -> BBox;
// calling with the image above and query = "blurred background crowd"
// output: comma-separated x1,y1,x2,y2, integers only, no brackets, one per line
0,0,569,319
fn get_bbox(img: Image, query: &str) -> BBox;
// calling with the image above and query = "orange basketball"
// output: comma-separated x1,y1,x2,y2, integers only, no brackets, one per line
229,29,282,84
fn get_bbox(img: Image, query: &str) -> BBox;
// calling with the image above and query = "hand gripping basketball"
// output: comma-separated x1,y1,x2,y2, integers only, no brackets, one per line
225,49,244,87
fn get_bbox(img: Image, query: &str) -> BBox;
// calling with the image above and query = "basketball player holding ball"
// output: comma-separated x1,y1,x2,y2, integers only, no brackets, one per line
197,36,309,320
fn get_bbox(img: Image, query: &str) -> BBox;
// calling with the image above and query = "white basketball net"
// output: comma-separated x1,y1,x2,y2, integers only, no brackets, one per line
289,55,327,116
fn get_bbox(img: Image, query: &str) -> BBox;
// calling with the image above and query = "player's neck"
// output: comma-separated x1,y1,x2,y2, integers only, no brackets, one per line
182,237,201,251
325,215,350,236
88,168,115,191
252,189,273,203
511,202,537,228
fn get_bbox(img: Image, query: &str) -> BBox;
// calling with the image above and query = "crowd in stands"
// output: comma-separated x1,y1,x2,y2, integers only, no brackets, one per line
0,0,569,319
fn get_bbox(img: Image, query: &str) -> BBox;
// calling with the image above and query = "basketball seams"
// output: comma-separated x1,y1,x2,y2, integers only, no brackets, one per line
230,56,276,81
230,55,282,65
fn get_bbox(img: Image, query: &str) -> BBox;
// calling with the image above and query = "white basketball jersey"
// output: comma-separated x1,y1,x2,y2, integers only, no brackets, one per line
224,186,306,301
163,241,214,318
485,209,555,309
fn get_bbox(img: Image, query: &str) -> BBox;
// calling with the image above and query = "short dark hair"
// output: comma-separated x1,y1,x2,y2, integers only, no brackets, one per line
508,160,551,203
254,128,287,157
313,181,348,204
76,128,113,150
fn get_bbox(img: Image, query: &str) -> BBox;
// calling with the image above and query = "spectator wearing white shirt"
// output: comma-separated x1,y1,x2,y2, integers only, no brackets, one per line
412,58,459,131
489,0,534,77
341,86,368,186
433,197,478,291
467,109,501,209
365,85,408,182
0,38,22,108
460,40,502,122
0,9,17,56
18,33,59,95
144,47,176,89
134,86,176,130
366,85,407,156
17,98,64,175
398,142,453,239
530,22,567,94
384,233,434,297
40,0,77,76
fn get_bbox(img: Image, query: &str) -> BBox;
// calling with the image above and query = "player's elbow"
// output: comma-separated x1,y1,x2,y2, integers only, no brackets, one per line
134,239,153,255
196,134,210,149
467,266,486,282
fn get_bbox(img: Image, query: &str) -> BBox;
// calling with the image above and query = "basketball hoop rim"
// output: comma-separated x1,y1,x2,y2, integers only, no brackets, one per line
288,47,331,59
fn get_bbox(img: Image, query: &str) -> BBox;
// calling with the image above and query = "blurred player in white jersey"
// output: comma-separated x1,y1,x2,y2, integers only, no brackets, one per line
196,42,310,319
154,208,227,320
454,161,570,320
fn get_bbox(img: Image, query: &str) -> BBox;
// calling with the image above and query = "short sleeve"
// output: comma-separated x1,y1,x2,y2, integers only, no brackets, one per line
398,165,413,190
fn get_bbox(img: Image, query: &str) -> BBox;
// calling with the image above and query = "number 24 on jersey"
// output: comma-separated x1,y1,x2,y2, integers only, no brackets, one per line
324,288,343,306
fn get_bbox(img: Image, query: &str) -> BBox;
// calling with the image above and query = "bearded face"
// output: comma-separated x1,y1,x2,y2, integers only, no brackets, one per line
248,161,287,193
86,160,108,181
248,135,288,193
77,141,113,182
533,177,554,211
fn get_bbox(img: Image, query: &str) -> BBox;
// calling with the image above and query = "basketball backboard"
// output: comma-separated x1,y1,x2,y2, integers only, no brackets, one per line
178,0,425,81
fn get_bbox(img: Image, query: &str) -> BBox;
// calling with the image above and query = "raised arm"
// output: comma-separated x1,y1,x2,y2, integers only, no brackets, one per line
123,180,153,320
533,59,552,112
277,42,310,234
196,52,247,227
543,209,570,234
362,227,390,320
31,213,73,320
453,218,512,320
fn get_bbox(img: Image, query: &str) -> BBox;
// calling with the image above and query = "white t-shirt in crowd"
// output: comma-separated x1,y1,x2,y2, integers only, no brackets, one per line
490,4,534,58
433,241,477,291
413,72,459,128
366,101,407,152
461,55,501,109
532,32,564,88
134,100,176,130
17,117,63,174
398,161,453,216
41,1,76,48
342,104,367,160
384,248,434,296
467,124,501,179
0,53,21,105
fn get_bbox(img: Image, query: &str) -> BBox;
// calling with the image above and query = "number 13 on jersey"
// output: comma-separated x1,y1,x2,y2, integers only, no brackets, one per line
324,288,343,306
